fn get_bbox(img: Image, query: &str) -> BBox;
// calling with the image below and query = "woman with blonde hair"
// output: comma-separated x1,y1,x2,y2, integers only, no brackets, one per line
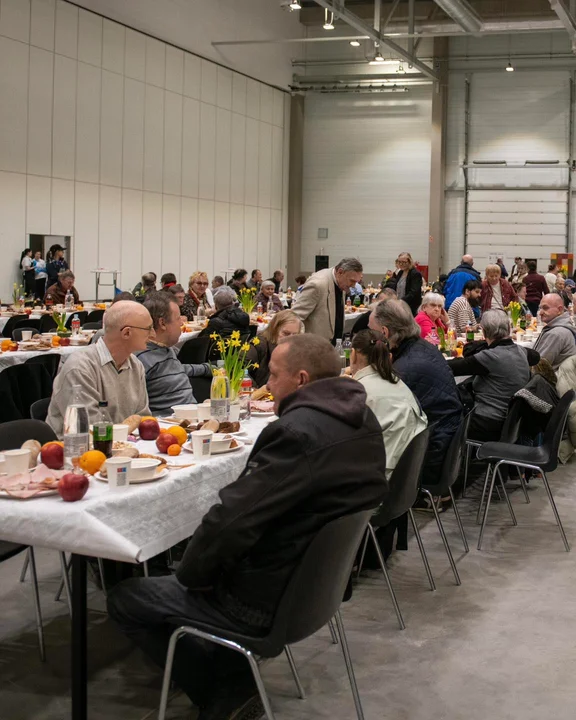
383,252,423,316
480,264,517,313
181,271,213,321
246,309,303,387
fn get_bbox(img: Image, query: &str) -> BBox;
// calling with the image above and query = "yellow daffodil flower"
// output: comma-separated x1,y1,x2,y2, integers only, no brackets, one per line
251,337,260,346
231,330,241,340
210,332,218,340
252,363,259,369
241,343,251,352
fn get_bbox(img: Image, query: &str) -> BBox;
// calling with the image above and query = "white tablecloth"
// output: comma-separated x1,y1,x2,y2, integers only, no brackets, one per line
0,416,270,563
344,310,368,334
0,345,87,371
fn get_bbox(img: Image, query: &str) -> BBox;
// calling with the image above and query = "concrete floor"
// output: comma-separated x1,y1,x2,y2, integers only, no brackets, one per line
2,463,576,720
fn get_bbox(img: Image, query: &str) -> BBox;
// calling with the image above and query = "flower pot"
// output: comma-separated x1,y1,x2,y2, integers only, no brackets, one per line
57,330,72,338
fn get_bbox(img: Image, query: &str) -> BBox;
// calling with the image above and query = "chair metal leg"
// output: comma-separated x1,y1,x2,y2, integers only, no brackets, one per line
55,555,72,602
327,618,339,644
421,489,461,586
244,650,276,720
477,464,497,550
497,468,517,526
541,470,570,552
449,488,469,553
517,467,530,504
59,552,73,616
143,561,149,577
462,444,472,498
19,551,29,582
367,523,405,629
284,646,306,699
28,548,46,662
477,463,493,525
356,528,369,578
407,509,436,591
334,610,365,720
97,558,107,595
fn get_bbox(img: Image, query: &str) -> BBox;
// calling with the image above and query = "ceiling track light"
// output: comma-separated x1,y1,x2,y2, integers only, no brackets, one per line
289,1,301,9
506,61,515,72
350,39,361,47
323,8,335,30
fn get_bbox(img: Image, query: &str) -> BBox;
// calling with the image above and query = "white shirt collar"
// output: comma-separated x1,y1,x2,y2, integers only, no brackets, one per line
96,338,132,372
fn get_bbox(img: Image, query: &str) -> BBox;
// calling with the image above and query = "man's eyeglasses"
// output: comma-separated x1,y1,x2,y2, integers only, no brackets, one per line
121,325,154,332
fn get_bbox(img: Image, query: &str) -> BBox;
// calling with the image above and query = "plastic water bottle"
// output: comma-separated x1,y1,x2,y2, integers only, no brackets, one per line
346,297,352,309
63,385,90,469
197,304,206,321
65,289,74,311
210,368,230,422
71,314,81,335
239,369,252,420
342,334,352,366
335,339,346,373
256,302,263,314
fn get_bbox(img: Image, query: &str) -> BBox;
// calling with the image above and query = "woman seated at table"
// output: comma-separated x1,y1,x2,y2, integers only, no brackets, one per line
480,264,517,313
181,271,213,321
449,310,540,442
254,281,284,314
415,292,449,344
199,286,250,359
351,329,427,478
246,310,303,387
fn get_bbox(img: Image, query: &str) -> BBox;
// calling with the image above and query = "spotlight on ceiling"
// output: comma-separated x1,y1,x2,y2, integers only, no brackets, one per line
323,8,335,29
369,52,385,65
506,62,514,72
289,1,301,8
349,39,361,47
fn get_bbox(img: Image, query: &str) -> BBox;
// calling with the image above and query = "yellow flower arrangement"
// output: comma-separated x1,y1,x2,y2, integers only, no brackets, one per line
209,330,260,397
239,287,257,314
506,301,522,328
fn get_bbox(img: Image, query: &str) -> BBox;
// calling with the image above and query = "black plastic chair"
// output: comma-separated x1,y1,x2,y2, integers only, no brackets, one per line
158,510,373,720
38,314,57,333
30,397,51,422
25,353,61,380
12,327,40,341
65,311,88,329
356,428,433,630
2,314,28,338
13,317,41,332
476,390,575,552
82,322,102,330
0,365,53,422
190,376,211,403
178,336,211,364
86,309,105,323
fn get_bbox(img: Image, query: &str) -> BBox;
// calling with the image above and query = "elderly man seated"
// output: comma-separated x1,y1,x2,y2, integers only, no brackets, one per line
44,269,81,305
449,310,540,442
534,294,576,371
47,301,151,434
136,293,212,416
254,280,284,313
199,286,250,341
107,334,389,719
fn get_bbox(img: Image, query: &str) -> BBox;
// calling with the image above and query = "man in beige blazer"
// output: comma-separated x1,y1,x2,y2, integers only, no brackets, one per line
292,258,363,343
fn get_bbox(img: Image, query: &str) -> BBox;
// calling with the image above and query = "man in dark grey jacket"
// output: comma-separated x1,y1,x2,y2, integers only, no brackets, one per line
108,334,388,720
534,294,576,371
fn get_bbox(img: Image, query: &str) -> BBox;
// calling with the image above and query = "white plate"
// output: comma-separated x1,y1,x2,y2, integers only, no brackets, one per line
93,468,169,484
0,488,58,499
183,439,244,456
250,411,275,417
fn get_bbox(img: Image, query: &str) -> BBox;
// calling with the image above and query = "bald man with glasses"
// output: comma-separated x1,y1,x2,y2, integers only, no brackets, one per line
47,301,153,436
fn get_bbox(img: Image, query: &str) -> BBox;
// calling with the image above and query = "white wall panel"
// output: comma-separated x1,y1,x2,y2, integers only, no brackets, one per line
271,125,283,211
142,191,162,276
163,91,183,196
75,62,101,183
199,103,216,200
182,97,200,198
145,36,165,88
98,185,121,270
27,47,53,177
260,86,273,125
124,28,145,81
270,209,282,275
26,175,51,234
258,122,272,209
54,0,78,60
121,189,143,290
122,78,145,190
215,108,231,202
243,206,258,271
78,9,102,67
183,53,200,99
50,178,74,235
200,59,217,105
162,194,181,274
180,197,198,275
0,171,26,297
1,0,30,43
165,46,183,94
246,79,260,120
0,37,29,173
52,54,76,179
74,182,99,298
198,200,215,276
229,204,244,270
230,114,246,206
216,67,232,110
31,0,55,52
100,70,123,187
214,202,230,272
232,74,247,116
272,90,284,128
144,84,164,193
257,208,271,277
102,18,124,74
244,118,259,207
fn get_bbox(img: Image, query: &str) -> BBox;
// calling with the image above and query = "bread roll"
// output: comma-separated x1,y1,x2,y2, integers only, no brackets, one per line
22,439,41,468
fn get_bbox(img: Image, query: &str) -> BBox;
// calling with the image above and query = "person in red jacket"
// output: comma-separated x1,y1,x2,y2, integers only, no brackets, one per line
523,260,550,316
415,292,449,344
480,264,517,313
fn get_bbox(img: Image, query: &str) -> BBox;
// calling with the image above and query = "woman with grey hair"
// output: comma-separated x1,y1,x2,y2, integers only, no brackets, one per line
449,309,540,441
415,291,450,344
254,280,283,314
198,285,250,354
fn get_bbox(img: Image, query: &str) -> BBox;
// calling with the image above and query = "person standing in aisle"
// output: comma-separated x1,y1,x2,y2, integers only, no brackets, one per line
524,261,549,316
20,249,34,296
46,244,69,286
384,253,422,316
32,251,48,299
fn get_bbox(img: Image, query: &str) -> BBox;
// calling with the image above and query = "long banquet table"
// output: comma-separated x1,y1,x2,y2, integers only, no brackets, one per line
0,414,270,719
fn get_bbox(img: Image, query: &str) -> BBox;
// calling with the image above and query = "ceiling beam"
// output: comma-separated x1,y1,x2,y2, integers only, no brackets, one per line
309,0,439,80
430,0,482,33
549,0,576,51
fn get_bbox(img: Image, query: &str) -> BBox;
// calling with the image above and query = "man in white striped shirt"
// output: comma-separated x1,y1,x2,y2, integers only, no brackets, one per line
447,279,482,333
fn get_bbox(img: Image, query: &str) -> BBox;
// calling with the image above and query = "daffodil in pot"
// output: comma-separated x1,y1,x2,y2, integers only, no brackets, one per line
53,310,71,338
506,301,522,330
210,330,260,420
239,287,257,315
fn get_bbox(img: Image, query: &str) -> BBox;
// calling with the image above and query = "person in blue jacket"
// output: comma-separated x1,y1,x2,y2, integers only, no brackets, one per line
443,254,482,310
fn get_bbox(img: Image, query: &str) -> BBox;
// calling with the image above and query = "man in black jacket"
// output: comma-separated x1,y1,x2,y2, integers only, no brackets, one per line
108,334,388,720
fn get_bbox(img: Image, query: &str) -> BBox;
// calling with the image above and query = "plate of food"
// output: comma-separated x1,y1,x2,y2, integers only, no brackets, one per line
251,388,275,416
94,467,169,484
0,464,66,499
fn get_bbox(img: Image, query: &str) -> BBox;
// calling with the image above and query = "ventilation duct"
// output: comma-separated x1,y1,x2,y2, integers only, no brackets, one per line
432,0,482,34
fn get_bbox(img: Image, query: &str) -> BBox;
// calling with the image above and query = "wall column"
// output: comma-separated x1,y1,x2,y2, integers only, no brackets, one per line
287,95,304,282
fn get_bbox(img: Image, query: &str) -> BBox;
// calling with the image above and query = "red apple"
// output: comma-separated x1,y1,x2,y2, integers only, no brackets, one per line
139,418,160,440
60,337,71,347
41,442,64,470
58,472,89,502
156,432,178,453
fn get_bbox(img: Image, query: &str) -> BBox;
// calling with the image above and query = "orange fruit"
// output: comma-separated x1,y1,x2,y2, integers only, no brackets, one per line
140,415,157,423
167,444,181,456
165,425,187,446
52,336,61,346
79,450,107,475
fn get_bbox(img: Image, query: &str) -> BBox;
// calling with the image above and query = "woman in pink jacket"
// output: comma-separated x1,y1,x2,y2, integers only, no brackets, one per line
415,292,450,344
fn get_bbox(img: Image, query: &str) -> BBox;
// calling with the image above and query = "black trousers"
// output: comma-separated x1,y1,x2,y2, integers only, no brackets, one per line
107,576,259,708
468,415,503,443
35,277,46,299
23,270,35,296
527,301,540,317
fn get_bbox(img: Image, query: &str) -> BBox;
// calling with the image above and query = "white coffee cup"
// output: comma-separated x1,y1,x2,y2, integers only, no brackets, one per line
105,457,131,489
229,403,241,422
21,330,33,341
191,429,213,458
197,404,212,422
4,449,31,476
112,424,130,442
